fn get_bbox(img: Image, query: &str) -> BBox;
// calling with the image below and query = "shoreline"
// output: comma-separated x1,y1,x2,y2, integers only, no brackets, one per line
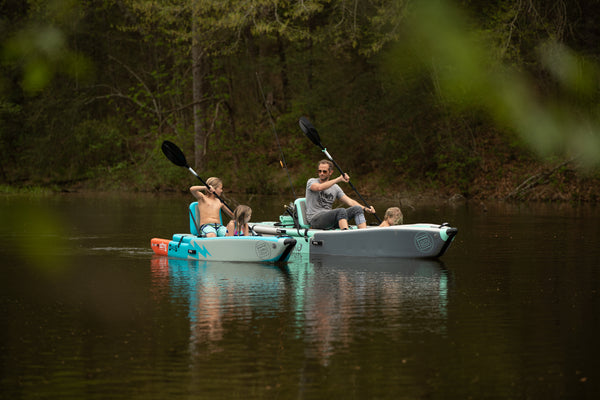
2,185,598,208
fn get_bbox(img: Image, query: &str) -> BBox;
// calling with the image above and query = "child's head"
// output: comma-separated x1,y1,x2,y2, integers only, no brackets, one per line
206,177,223,191
234,205,252,225
384,207,403,225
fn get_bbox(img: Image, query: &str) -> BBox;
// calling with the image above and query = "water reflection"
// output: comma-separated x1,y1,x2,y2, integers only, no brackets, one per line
4,194,600,398
150,257,289,356
150,255,449,367
298,255,449,365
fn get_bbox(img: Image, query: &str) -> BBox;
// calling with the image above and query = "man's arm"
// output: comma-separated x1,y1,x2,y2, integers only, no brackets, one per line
340,194,376,214
309,174,349,192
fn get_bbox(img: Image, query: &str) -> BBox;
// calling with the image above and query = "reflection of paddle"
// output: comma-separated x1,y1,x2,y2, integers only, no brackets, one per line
299,117,381,223
161,140,234,214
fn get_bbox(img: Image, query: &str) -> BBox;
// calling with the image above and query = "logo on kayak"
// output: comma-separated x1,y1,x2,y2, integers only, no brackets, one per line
196,244,211,258
255,241,272,260
414,232,434,253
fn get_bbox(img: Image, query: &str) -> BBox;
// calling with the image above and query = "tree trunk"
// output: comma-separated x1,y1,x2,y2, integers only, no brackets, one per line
277,34,289,111
192,23,206,171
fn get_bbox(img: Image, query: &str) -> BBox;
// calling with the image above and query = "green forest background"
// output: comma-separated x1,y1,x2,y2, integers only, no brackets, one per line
2,0,600,203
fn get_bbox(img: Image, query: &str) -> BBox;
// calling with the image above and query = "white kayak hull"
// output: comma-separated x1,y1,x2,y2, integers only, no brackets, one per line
250,223,457,259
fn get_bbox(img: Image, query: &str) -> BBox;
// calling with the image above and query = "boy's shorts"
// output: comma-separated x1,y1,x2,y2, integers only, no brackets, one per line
200,223,228,237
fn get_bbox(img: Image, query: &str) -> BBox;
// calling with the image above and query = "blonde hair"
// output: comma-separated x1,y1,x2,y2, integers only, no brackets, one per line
233,205,252,235
205,177,222,191
385,207,403,225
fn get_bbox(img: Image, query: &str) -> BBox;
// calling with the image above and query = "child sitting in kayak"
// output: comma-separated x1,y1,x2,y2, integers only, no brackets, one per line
190,177,234,237
227,205,252,236
379,207,403,227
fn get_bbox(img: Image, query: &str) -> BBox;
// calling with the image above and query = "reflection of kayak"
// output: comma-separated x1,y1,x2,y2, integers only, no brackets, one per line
308,254,445,275
151,256,290,278
149,257,290,349
251,198,458,259
306,254,450,323
149,257,290,294
150,234,297,263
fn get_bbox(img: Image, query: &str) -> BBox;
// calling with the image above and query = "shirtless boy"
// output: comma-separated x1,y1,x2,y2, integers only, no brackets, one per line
190,177,234,237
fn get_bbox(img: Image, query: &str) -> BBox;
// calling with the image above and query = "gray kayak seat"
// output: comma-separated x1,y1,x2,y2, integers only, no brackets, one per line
294,198,311,229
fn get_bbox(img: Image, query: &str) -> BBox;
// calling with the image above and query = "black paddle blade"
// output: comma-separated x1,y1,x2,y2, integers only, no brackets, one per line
161,140,189,168
299,116,322,148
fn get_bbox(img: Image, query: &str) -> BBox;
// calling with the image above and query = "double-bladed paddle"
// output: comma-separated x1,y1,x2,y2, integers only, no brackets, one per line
161,140,234,214
298,117,382,223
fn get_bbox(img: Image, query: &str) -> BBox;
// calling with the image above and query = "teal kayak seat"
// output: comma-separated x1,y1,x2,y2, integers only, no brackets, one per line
189,202,223,236
294,198,311,229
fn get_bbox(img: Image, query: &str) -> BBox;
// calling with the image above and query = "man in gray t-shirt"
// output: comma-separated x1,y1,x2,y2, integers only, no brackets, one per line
305,159,376,229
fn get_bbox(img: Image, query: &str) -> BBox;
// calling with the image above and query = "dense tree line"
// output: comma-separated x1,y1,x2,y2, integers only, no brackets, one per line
1,0,600,200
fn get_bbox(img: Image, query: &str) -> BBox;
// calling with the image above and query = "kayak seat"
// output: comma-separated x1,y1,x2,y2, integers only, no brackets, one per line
294,198,311,229
189,202,223,236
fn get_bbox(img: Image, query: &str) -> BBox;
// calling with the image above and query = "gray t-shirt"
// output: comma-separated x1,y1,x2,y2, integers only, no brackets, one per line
305,177,345,222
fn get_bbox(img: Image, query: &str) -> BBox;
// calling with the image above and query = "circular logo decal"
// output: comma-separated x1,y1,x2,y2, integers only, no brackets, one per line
414,232,434,253
255,241,272,259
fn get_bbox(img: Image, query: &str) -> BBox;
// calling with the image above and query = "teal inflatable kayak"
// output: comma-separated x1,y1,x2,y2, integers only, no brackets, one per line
151,234,297,263
150,201,296,263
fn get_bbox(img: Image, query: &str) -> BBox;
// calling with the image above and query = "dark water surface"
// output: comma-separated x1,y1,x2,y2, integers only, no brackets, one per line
1,193,599,399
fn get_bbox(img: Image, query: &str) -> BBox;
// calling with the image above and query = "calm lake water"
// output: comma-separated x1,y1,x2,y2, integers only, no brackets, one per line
1,193,599,399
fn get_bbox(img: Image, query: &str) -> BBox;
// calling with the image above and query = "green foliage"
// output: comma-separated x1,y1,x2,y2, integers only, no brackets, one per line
71,118,126,173
388,0,600,168
1,0,93,93
429,144,480,195
0,184,54,195
2,0,600,202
